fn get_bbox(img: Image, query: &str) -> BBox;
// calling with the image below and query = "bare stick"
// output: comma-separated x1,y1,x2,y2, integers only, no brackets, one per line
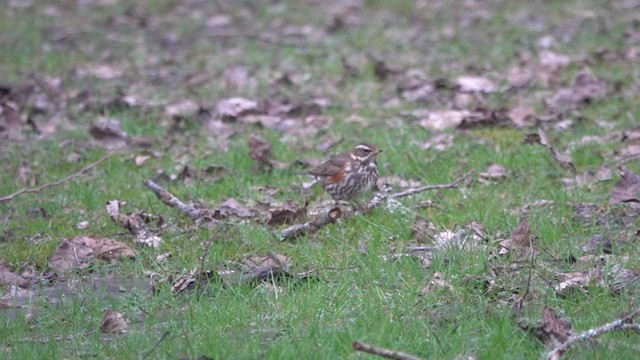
281,207,342,239
389,171,474,199
142,179,210,221
0,150,122,204
546,309,640,360
352,341,424,360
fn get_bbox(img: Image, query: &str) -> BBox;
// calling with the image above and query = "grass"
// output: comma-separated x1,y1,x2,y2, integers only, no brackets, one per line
2,0,640,359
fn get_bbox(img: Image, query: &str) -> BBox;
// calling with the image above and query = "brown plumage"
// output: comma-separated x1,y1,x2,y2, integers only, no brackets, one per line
308,143,382,201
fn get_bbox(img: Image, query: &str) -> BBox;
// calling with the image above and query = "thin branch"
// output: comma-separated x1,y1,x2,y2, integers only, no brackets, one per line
0,149,123,204
352,341,425,360
280,207,342,240
142,179,211,221
142,331,171,360
546,309,640,360
389,171,474,199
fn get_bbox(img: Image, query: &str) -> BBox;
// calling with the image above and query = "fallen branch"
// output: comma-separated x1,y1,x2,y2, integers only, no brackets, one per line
546,309,640,360
142,179,211,221
352,341,424,360
0,150,122,204
280,207,342,239
388,170,474,199
281,171,472,239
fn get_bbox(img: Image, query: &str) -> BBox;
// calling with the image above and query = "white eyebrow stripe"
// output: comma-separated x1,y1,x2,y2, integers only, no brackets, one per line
355,145,371,151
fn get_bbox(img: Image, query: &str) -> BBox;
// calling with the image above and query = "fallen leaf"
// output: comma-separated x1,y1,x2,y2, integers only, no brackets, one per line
89,117,129,149
610,167,640,204
498,216,535,256
518,308,574,354
215,198,256,219
165,99,199,118
479,164,507,182
100,309,128,334
507,106,537,128
83,64,123,80
248,135,273,170
0,259,32,287
216,97,257,120
106,200,164,247
411,215,434,244
455,75,497,93
582,234,612,254
266,200,307,226
48,236,136,274
420,272,454,295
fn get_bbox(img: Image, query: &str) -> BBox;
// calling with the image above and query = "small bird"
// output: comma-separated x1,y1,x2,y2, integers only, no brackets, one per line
308,143,383,202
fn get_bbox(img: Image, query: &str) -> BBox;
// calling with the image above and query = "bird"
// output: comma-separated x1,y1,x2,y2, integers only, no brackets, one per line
308,143,383,202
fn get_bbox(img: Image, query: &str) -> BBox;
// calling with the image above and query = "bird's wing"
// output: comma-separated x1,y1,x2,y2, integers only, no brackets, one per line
307,154,349,177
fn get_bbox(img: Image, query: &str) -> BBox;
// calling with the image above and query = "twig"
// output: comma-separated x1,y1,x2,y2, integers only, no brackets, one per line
546,309,640,360
388,171,474,199
142,179,211,221
352,341,424,360
142,331,170,360
0,150,122,204
280,207,342,239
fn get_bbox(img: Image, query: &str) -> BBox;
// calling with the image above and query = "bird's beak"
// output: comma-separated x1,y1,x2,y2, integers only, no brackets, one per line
374,149,383,155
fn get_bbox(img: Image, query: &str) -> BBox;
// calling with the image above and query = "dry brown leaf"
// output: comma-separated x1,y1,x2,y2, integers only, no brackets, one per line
89,117,129,149
106,200,163,247
100,309,128,334
0,100,27,139
420,272,454,295
83,64,124,80
266,200,307,226
216,97,257,119
455,75,497,93
419,133,455,151
507,106,538,128
519,308,574,355
215,198,256,219
411,215,433,244
610,167,640,204
479,164,507,182
0,259,33,287
248,135,273,170
165,99,199,118
48,236,136,274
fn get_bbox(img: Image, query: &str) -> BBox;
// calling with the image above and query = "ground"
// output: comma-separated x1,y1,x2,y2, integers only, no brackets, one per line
1,0,640,359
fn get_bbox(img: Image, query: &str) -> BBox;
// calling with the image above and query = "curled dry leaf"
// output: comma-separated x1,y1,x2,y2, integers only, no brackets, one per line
582,235,612,254
89,117,129,149
164,99,199,118
420,272,454,295
216,97,257,119
498,216,534,256
610,167,640,204
507,106,537,128
214,198,256,219
248,135,273,170
518,308,574,354
0,100,27,139
419,133,455,151
455,75,497,93
267,200,307,226
546,72,608,110
411,215,434,244
48,236,136,274
479,164,507,182
0,259,33,287
554,268,602,295
106,200,164,247
100,309,128,334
